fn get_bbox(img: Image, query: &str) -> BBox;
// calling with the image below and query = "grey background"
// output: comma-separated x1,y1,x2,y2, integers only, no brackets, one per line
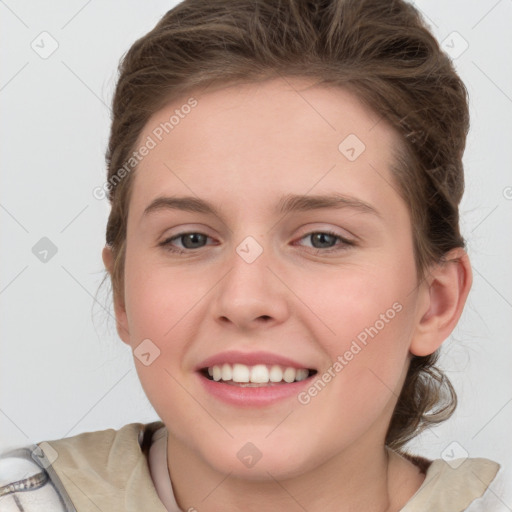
1,0,511,506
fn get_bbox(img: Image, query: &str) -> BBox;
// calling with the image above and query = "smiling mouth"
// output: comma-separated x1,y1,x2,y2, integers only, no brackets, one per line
200,363,317,386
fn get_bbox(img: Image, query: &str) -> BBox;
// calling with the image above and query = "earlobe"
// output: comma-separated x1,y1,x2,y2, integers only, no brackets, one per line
410,248,472,357
102,246,131,345
102,245,114,274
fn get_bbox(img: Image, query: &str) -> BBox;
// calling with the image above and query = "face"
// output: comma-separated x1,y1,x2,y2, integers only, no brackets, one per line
113,77,426,480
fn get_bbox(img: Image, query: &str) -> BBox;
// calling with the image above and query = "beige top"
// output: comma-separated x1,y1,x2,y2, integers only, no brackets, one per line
37,421,501,512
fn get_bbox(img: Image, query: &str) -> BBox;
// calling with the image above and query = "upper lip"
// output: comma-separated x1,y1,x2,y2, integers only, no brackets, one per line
196,350,315,371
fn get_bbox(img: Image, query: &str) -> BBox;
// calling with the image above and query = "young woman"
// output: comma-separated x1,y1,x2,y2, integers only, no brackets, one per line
0,0,504,510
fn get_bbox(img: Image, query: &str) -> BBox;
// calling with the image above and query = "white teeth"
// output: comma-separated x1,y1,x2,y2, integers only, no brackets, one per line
250,364,269,383
283,367,296,383
232,363,250,383
269,365,283,382
295,368,309,381
212,365,222,381
221,363,232,381
206,363,311,384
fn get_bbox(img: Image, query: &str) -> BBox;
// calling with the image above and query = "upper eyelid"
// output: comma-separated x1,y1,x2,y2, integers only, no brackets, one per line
159,221,356,239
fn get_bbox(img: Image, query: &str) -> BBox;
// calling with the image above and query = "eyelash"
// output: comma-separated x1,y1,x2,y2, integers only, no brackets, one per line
158,230,355,255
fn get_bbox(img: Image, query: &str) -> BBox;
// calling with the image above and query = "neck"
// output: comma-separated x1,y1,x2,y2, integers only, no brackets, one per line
165,434,417,512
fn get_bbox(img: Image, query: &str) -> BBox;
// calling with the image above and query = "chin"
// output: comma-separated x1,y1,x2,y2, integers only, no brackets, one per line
195,436,320,482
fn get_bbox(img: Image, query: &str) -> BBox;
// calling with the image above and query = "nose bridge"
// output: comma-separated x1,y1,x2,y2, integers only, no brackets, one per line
225,234,273,299
213,232,288,326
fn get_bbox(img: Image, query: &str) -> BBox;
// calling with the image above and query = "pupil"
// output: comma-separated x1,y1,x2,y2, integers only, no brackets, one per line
312,233,335,248
183,233,205,249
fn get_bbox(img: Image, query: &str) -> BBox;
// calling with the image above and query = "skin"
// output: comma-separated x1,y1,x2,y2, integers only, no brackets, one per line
103,76,472,512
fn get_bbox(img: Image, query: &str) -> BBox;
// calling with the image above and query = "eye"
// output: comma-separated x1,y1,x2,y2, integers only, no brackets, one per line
158,230,356,255
295,230,355,253
159,232,213,254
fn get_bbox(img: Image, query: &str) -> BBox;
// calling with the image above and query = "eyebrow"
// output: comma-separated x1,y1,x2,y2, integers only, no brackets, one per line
142,193,381,220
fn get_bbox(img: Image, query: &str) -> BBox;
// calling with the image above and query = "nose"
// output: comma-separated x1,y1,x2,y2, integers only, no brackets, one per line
211,237,290,331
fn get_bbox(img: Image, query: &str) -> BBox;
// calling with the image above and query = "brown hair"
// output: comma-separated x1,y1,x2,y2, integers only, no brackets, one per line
101,0,469,452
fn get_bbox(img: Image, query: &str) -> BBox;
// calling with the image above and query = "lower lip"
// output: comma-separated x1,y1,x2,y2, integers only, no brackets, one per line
197,372,313,408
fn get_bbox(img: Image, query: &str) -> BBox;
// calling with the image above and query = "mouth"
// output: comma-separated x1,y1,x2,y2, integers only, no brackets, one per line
195,351,320,407
199,363,318,387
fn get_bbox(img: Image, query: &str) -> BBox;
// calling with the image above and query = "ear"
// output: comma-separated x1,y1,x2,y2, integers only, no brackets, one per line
102,245,131,345
409,248,472,357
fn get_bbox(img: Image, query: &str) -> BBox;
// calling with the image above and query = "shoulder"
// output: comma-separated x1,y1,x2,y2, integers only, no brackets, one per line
0,421,165,512
400,454,502,511
45,421,160,468
0,444,76,511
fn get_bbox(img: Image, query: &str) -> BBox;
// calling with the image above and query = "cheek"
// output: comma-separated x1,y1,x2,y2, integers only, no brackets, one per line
333,311,412,399
124,257,199,343
294,260,412,350
123,261,200,421
292,260,415,409
295,309,412,446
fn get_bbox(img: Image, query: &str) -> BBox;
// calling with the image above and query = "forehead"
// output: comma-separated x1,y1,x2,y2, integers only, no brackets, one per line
128,77,404,221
